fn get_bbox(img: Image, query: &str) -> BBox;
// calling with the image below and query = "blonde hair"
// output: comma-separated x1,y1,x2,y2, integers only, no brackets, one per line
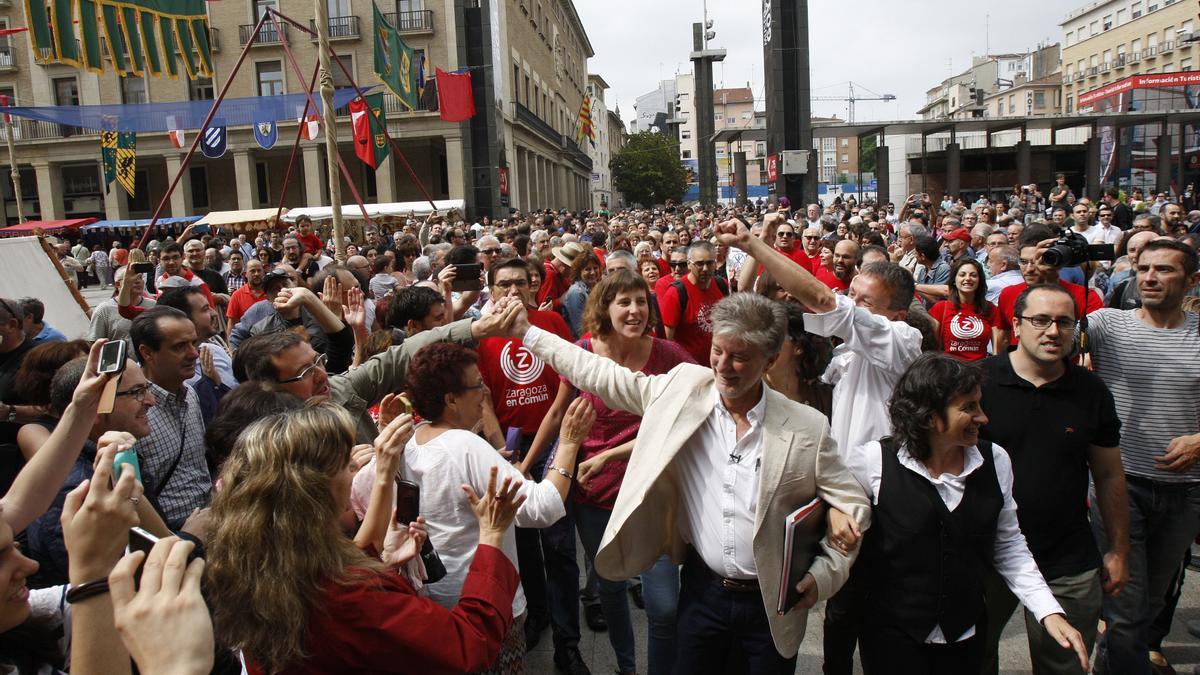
205,404,381,672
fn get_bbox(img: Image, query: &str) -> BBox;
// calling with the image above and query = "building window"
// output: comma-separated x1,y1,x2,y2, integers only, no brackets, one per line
120,75,147,104
61,165,101,197
1034,91,1046,108
190,166,209,209
1183,57,1193,70
840,138,848,147
1117,9,1127,24
681,150,692,159
1066,31,1074,46
681,130,691,139
998,101,1005,115
188,77,214,101
513,65,520,103
255,162,270,205
840,154,848,162
256,61,284,97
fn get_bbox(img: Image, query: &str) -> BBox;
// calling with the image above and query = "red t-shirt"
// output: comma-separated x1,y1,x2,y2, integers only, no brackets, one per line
656,257,671,278
477,309,573,434
929,301,996,361
226,284,267,326
995,279,1103,335
538,261,572,307
296,231,325,256
653,274,680,298
814,266,849,292
659,276,727,364
567,337,696,509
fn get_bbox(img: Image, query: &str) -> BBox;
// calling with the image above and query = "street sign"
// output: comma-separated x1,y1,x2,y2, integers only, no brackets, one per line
766,154,778,183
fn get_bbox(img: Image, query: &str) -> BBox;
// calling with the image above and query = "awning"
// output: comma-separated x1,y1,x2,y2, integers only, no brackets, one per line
82,216,201,231
282,200,466,223
0,218,97,237
195,208,288,232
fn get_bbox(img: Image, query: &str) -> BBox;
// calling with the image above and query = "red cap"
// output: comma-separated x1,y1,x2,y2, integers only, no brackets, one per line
942,228,972,243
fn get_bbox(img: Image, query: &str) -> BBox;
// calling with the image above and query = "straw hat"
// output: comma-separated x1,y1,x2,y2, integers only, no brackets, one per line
552,241,586,267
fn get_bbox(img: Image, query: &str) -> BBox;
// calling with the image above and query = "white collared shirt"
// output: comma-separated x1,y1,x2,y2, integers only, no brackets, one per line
675,386,768,580
844,440,1064,644
985,269,1025,304
804,294,923,456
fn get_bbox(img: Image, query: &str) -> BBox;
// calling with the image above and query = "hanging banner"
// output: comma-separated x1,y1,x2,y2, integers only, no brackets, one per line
26,0,213,80
253,120,277,149
436,68,475,123
349,93,388,169
115,132,136,198
200,124,226,158
166,115,184,149
373,2,418,110
297,111,320,141
101,129,117,188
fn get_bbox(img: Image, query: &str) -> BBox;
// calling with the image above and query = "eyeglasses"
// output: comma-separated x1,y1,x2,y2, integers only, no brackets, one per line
689,260,716,268
277,353,328,384
1099,213,1113,218
115,382,154,402
1018,315,1077,331
669,261,689,268
481,248,501,256
776,231,796,238
802,235,821,241
462,381,487,392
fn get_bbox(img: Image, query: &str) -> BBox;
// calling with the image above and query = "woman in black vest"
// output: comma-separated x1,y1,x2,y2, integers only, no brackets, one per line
845,353,1089,674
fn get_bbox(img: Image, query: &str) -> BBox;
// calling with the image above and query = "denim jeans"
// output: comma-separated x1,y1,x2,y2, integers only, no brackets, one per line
575,502,680,675
1090,477,1200,675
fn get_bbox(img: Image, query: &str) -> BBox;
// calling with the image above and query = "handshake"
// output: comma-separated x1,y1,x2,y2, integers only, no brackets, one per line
470,296,535,341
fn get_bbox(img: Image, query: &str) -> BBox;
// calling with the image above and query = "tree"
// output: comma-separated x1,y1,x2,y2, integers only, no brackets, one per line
860,135,878,175
610,131,689,207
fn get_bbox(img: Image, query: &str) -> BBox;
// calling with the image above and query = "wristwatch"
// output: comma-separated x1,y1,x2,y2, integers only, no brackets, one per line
5,405,16,423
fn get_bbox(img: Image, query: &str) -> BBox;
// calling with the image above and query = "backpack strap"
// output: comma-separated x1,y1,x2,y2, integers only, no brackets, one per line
716,276,729,295
671,280,689,316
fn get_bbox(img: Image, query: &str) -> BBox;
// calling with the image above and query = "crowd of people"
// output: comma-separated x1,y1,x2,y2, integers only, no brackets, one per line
0,179,1197,675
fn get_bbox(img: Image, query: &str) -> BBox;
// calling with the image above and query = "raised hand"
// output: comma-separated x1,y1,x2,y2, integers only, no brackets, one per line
72,339,120,411
374,412,414,479
382,516,427,569
559,397,596,447
62,444,142,583
199,346,220,387
109,538,214,675
462,466,526,546
343,285,367,330
321,274,343,318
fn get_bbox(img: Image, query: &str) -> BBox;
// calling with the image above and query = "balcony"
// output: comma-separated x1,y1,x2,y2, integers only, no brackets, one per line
1162,40,1175,53
381,90,435,115
514,102,561,147
309,15,360,40
383,10,433,34
240,22,289,46
0,118,99,141
0,46,15,72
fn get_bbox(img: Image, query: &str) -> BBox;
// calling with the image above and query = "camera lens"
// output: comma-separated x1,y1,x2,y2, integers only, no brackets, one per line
1042,245,1068,267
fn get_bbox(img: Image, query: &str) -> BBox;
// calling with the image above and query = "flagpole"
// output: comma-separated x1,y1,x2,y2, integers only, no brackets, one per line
314,0,346,264
0,95,24,224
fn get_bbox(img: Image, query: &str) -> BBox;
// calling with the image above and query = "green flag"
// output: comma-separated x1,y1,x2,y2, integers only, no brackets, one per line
27,0,212,80
373,2,418,110
101,129,117,189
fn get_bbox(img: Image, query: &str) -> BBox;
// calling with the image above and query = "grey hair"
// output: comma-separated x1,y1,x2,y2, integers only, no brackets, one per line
606,249,636,267
971,224,994,239
687,241,715,258
993,245,1020,272
411,256,432,281
710,293,788,356
819,215,838,231
902,222,928,238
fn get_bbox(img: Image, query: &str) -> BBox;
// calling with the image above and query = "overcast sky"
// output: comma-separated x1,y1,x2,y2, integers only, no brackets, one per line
575,0,1080,128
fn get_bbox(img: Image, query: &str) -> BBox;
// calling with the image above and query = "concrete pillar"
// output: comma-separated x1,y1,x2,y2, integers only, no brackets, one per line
233,151,256,210
375,156,397,203
302,146,325,207
1084,135,1099,200
1085,136,1101,201
1156,133,1172,193
1015,140,1032,187
518,149,529,211
32,161,62,220
103,177,130,220
164,155,193,218
875,143,890,206
534,156,544,209
945,142,961,200
445,136,465,200
733,151,748,207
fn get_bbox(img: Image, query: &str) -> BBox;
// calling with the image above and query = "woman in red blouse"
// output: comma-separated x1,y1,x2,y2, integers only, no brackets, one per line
929,257,996,361
204,403,524,675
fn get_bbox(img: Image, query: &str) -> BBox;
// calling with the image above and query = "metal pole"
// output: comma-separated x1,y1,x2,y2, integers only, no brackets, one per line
1,95,23,223
314,0,345,263
137,10,274,251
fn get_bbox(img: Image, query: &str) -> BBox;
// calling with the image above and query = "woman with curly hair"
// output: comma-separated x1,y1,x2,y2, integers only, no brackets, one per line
843,353,1089,674
205,403,526,674
764,302,834,419
14,339,88,460
394,343,588,674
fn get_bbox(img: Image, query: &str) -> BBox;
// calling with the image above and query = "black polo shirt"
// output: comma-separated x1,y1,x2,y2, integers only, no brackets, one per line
979,352,1121,579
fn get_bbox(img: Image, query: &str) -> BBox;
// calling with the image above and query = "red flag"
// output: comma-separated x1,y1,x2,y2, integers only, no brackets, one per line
348,96,376,169
436,68,476,123
298,113,320,141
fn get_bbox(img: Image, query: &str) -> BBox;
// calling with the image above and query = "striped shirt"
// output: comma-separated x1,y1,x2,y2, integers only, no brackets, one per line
1087,308,1200,483
141,382,213,527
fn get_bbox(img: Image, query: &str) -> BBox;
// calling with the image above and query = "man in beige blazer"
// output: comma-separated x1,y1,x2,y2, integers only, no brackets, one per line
495,289,872,672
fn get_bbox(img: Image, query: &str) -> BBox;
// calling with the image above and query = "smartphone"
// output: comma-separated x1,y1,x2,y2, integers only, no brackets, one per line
113,446,142,483
395,479,420,525
131,262,155,274
128,527,159,585
450,263,483,292
97,340,126,375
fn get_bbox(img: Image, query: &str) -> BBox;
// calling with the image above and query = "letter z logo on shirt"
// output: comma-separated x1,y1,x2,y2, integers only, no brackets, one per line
500,342,546,385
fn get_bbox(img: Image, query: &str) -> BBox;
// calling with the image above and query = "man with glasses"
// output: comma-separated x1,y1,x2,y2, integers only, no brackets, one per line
978,284,1129,675
129,306,212,530
994,225,1104,350
156,243,215,308
1088,207,1123,261
654,246,690,298
773,220,816,270
661,241,729,364
474,257,580,664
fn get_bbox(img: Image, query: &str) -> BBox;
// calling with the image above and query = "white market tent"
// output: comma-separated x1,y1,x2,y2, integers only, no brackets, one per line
195,208,289,233
281,200,466,224
0,237,90,339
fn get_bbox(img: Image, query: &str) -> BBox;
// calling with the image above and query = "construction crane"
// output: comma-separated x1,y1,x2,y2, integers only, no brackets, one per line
812,82,896,123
